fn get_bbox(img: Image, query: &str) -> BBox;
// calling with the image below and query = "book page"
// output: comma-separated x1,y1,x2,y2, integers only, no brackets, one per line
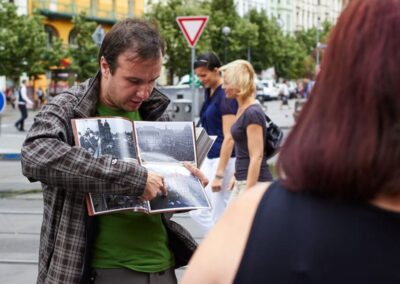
87,193,149,215
195,127,217,168
145,164,211,213
134,121,197,166
72,117,138,162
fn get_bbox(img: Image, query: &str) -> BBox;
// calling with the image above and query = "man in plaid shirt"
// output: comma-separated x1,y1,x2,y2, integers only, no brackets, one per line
21,19,207,284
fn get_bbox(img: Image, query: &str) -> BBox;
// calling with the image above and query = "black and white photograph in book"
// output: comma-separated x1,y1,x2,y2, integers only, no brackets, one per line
134,121,196,164
149,170,211,212
74,117,137,160
89,193,148,214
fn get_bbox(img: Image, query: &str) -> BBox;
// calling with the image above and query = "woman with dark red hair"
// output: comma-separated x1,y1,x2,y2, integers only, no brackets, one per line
182,0,400,283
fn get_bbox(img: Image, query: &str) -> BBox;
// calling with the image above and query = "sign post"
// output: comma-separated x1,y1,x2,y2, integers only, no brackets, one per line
0,91,6,136
176,16,209,121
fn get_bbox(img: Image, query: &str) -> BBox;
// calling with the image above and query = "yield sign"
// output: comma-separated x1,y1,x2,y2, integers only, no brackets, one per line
176,16,209,48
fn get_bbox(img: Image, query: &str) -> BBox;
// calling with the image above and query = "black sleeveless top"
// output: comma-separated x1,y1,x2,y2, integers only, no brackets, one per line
234,181,400,283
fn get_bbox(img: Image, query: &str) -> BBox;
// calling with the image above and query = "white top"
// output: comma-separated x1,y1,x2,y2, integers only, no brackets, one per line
18,84,33,106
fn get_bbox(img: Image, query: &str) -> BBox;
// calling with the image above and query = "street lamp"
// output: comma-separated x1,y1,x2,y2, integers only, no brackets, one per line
222,26,231,64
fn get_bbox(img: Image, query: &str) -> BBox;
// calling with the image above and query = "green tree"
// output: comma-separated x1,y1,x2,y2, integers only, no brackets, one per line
246,10,283,73
274,35,308,79
68,12,98,82
146,0,211,84
295,20,332,72
41,37,69,70
0,1,48,80
206,0,259,64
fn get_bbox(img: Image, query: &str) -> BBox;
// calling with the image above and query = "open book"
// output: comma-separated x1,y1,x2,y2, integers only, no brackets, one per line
71,117,214,215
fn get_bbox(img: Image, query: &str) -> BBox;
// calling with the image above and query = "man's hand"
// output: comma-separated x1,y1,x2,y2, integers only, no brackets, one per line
141,172,167,201
211,178,223,192
183,162,209,187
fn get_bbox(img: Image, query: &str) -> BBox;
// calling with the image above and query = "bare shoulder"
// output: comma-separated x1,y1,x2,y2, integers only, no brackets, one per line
181,183,271,284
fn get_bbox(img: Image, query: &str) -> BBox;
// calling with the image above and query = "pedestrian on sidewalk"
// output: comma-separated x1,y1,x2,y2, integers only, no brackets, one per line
14,80,32,132
20,19,207,284
36,87,45,109
182,0,400,282
189,52,238,233
279,79,290,110
220,60,273,203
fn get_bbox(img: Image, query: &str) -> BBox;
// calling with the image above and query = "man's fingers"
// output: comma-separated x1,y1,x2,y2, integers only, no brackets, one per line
183,162,209,187
159,178,168,196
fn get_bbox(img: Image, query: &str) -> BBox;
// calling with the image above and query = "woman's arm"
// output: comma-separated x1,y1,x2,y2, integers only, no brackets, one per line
181,183,270,284
211,114,236,191
245,124,264,189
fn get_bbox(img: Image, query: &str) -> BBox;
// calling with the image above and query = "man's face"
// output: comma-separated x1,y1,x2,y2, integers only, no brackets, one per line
100,50,162,112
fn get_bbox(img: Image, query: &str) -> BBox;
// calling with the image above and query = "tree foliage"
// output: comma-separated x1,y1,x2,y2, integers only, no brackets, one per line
0,1,48,80
145,0,329,81
294,20,332,71
146,0,212,84
0,0,334,85
68,12,99,82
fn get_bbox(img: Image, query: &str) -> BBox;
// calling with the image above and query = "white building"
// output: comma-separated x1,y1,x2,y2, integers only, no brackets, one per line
233,0,345,33
234,0,270,18
295,0,343,31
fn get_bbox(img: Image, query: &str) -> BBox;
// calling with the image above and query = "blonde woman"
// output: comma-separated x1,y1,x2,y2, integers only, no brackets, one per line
220,60,273,202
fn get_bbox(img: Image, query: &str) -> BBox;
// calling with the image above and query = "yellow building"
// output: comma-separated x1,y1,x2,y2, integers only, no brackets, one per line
25,0,144,92
29,0,144,45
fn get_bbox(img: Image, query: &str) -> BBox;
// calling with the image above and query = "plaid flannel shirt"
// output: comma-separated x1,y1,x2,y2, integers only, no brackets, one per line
21,73,197,283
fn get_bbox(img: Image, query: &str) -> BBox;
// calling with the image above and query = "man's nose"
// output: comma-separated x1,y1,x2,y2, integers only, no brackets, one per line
137,84,152,100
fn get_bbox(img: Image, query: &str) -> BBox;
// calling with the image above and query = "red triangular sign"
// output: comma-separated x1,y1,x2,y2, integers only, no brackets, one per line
176,16,209,48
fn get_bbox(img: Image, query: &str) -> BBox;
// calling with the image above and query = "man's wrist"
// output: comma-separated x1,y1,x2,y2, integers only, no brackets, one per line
215,174,224,179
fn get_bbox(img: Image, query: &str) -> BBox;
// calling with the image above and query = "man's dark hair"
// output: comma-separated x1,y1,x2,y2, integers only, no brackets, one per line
98,18,165,74
194,52,222,71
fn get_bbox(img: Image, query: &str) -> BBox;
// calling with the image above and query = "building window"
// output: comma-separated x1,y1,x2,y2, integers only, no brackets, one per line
44,24,59,47
68,28,78,48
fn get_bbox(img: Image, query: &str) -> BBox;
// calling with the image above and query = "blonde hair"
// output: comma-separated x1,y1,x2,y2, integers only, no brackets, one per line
219,59,256,97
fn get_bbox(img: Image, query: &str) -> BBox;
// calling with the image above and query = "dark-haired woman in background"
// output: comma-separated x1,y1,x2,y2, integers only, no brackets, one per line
189,52,238,233
183,0,400,283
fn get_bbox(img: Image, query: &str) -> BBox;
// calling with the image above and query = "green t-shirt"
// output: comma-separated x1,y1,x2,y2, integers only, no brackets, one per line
91,102,174,272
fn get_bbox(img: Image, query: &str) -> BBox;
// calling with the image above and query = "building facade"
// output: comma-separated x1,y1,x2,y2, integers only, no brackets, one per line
233,0,344,33
29,0,144,46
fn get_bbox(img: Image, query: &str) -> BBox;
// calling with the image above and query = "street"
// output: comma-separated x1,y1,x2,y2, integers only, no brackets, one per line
0,98,297,283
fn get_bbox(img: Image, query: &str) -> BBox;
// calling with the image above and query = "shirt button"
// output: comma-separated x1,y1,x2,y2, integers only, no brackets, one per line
111,158,118,165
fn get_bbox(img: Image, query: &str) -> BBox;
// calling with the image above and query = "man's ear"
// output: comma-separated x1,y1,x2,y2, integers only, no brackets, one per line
100,56,110,79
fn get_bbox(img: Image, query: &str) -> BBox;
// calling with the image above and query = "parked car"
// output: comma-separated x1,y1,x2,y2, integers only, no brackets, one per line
177,74,202,87
256,80,279,102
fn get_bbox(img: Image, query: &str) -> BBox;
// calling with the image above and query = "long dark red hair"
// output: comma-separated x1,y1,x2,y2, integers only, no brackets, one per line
277,0,400,200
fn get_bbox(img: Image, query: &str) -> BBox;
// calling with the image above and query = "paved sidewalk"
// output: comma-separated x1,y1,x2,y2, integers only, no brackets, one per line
0,105,37,157
0,105,40,192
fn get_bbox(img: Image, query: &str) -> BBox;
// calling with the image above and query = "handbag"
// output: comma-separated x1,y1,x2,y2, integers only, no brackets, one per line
264,114,283,159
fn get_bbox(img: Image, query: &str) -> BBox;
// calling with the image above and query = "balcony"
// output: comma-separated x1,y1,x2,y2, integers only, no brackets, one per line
31,0,134,24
